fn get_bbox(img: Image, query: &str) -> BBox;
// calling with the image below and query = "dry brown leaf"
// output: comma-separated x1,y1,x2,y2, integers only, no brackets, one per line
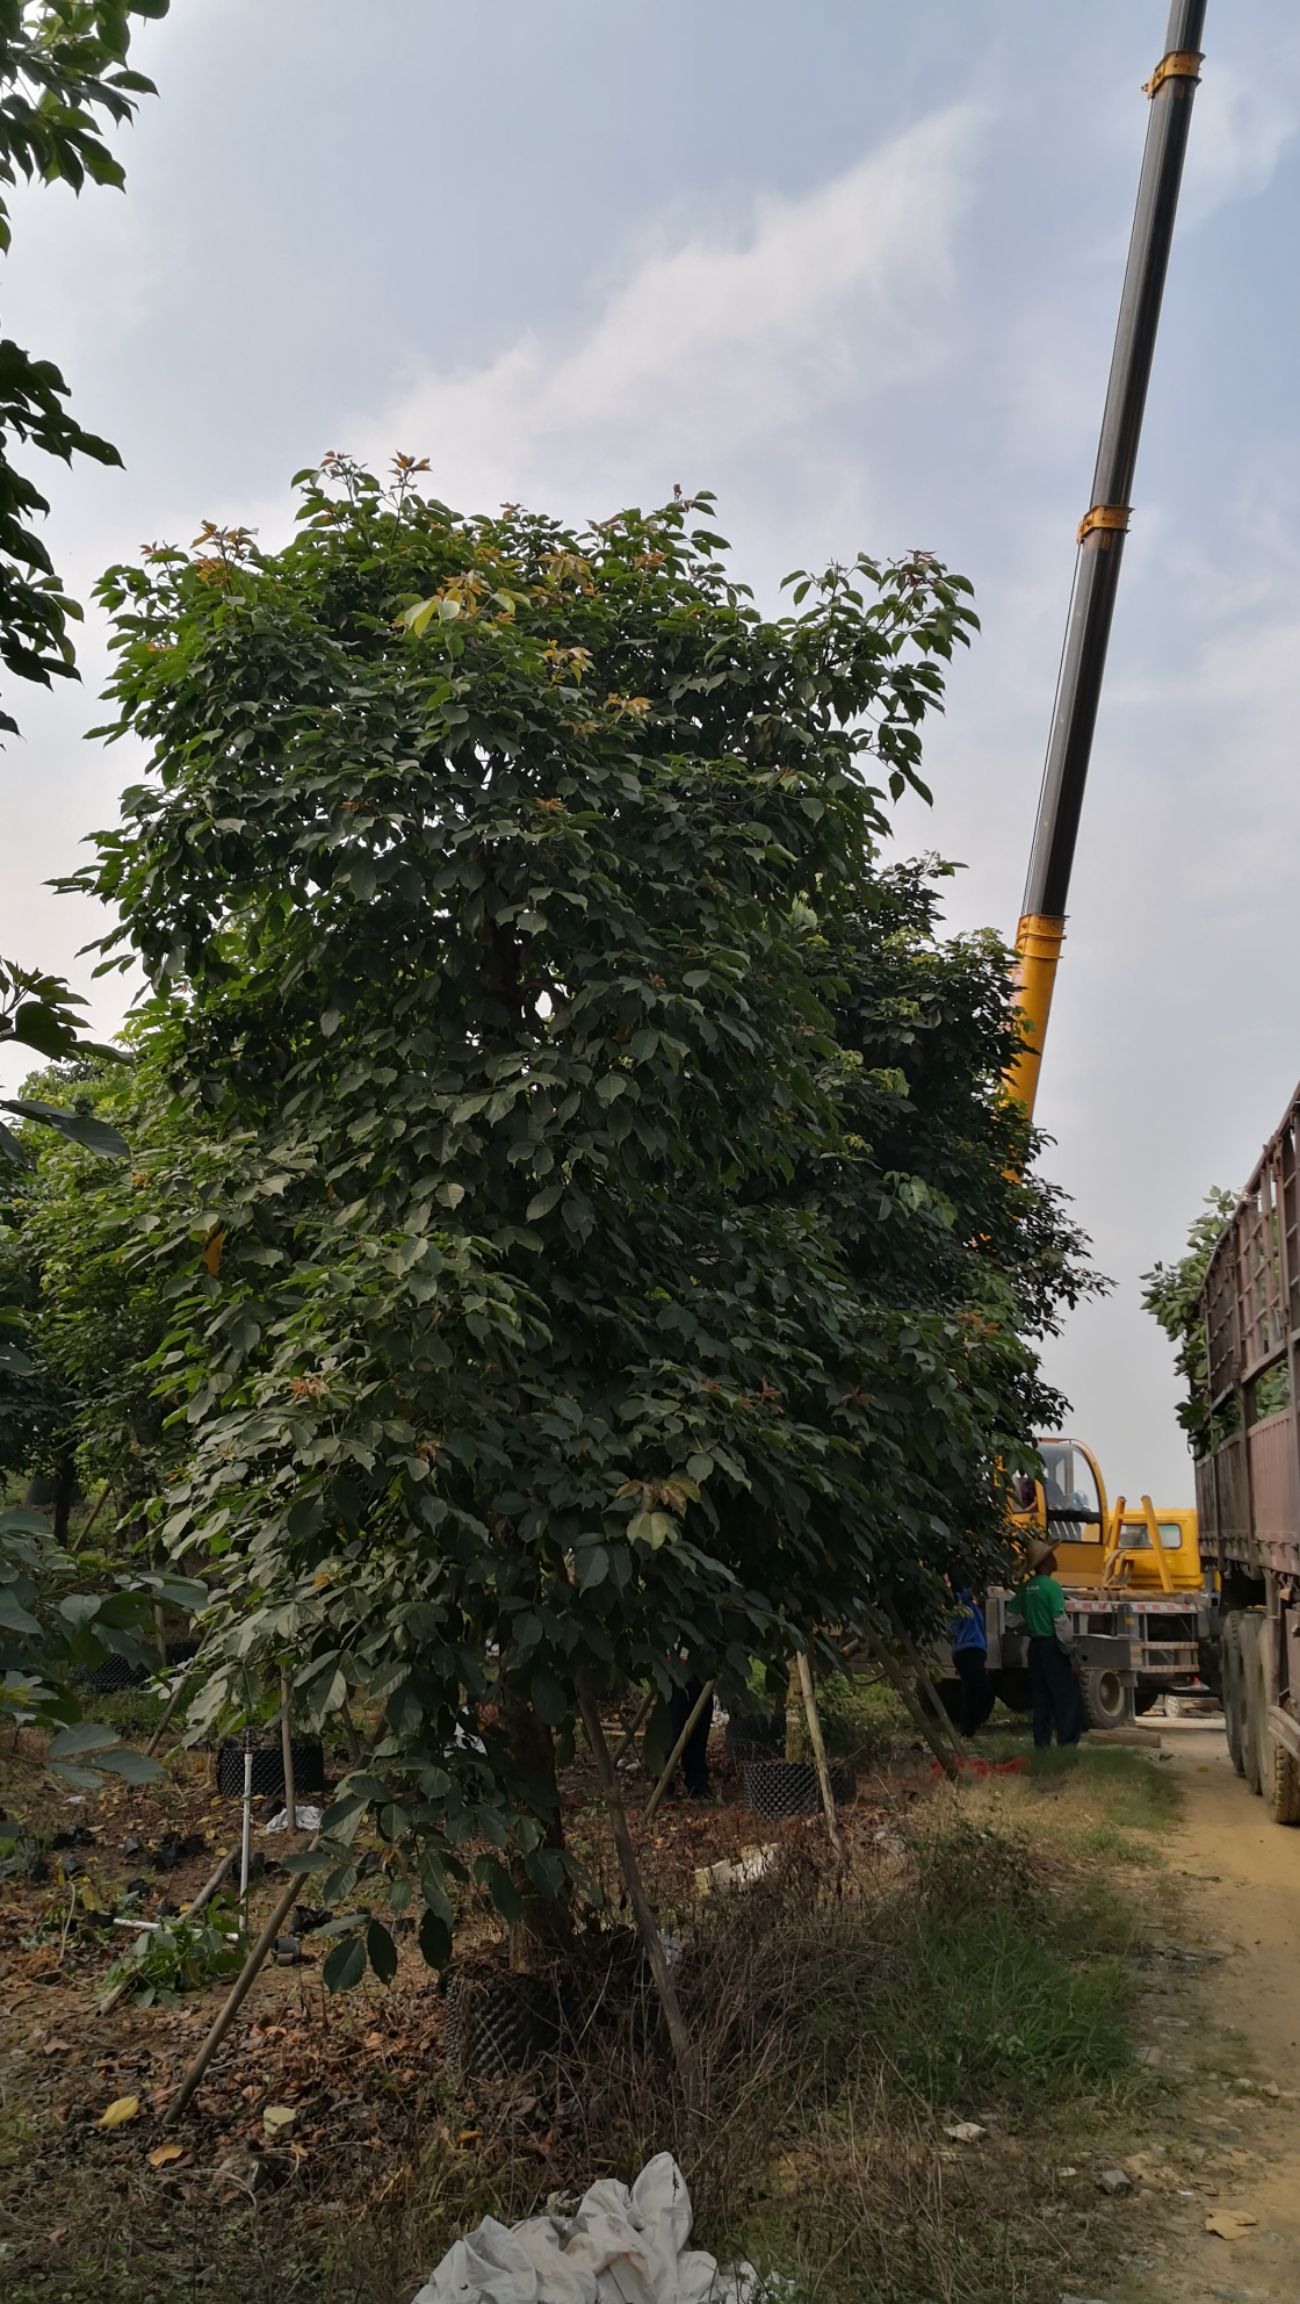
263,2106,297,2135
148,2143,186,2169
99,2096,141,2130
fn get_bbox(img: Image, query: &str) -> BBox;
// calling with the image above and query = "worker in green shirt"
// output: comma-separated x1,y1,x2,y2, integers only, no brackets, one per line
1008,1539,1082,1749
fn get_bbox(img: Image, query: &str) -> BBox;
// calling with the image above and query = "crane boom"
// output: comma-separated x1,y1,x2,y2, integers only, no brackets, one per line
1007,0,1207,1116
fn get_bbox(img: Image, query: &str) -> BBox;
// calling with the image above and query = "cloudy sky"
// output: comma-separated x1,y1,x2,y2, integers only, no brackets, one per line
4,0,1299,1505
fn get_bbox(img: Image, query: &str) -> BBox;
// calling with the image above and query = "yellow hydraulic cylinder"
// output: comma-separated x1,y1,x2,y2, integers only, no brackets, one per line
1004,913,1065,1121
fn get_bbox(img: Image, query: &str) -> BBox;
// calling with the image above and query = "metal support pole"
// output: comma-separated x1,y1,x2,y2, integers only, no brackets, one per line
1009,1,1206,1117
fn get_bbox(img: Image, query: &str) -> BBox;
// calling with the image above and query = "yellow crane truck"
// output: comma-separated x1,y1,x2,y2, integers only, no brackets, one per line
978,1439,1209,1729
990,1,1212,1728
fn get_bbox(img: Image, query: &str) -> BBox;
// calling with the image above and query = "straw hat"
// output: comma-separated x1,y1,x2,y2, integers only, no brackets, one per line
1027,1537,1056,1572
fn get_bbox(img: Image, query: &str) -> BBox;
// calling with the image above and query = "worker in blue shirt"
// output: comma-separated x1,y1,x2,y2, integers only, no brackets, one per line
949,1590,996,1736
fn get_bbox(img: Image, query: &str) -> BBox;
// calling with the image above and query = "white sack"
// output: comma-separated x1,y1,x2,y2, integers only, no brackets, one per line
412,2152,768,2304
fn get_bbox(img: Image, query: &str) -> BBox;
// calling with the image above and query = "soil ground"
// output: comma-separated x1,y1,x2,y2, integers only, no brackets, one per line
8,1703,1300,2304
1125,1720,1300,2304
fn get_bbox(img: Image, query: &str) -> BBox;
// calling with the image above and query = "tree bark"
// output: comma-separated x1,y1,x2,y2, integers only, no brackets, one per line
501,1684,571,1972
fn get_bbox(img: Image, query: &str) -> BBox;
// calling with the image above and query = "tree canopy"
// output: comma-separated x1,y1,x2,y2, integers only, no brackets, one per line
0,0,168,726
60,461,1092,1964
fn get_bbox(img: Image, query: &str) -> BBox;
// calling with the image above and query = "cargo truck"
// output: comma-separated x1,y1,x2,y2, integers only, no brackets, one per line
1195,1079,1300,1821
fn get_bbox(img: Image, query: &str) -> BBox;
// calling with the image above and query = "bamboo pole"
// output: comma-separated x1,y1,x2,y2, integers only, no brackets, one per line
859,1618,960,1782
576,1679,697,2091
795,1651,845,1868
79,1483,112,1543
643,1679,717,1824
162,1869,303,2126
186,1845,237,1918
339,1701,364,1768
885,1606,967,1761
611,1687,655,1769
144,1638,207,1759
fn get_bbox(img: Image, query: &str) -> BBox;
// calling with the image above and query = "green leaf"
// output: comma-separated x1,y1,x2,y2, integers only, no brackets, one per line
482,1859,523,1926
96,1746,163,1785
319,1793,368,1845
525,1182,564,1222
0,1594,41,1637
366,1918,398,1984
0,1101,128,1159
323,1935,367,1993
530,1669,567,1726
577,1545,608,1592
46,1720,118,1759
418,1906,452,1970
11,1001,77,1058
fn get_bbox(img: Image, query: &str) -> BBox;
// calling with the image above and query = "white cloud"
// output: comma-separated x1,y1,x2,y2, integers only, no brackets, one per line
354,106,983,528
1180,52,1300,227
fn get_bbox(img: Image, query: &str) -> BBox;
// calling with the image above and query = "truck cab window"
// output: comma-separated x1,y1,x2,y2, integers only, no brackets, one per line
1039,1441,1103,1544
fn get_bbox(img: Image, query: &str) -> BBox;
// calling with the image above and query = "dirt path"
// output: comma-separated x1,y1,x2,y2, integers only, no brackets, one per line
1136,1720,1300,2303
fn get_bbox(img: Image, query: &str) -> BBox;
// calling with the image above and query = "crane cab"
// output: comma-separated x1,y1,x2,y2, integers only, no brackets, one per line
1009,1436,1111,1589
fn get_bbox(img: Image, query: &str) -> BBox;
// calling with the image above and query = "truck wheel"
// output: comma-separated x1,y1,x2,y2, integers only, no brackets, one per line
1266,1728,1300,1826
1078,1665,1133,1732
1222,1613,1246,1776
1239,1614,1265,1796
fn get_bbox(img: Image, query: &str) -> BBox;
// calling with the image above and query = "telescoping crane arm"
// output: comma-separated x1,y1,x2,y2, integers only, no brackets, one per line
1006,0,1206,1118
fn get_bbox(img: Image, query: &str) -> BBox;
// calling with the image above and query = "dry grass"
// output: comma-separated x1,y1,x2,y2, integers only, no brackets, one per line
0,1755,1174,2304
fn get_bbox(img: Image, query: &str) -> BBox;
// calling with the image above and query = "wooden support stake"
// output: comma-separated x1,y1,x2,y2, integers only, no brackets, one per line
144,1639,206,1759
643,1679,717,1824
79,1483,112,1543
576,1679,697,2091
339,1701,364,1768
162,1869,304,2126
611,1687,655,1770
886,1605,967,1762
860,1618,960,1782
187,1845,237,1919
279,1671,297,1832
795,1651,846,1868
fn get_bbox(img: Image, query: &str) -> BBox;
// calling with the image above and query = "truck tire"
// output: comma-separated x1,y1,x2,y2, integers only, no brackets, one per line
1266,1727,1300,1826
1239,1614,1265,1796
1078,1664,1133,1732
1222,1613,1246,1776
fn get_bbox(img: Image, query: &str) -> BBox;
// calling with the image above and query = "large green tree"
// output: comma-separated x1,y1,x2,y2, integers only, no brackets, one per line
0,0,167,727
73,463,1090,1965
0,3,167,1147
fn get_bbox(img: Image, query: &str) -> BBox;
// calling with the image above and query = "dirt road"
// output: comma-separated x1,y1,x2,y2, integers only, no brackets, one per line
1139,1720,1300,2303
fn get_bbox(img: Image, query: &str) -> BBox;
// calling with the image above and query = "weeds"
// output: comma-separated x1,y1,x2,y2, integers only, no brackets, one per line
0,1807,1156,2304
103,1895,249,2006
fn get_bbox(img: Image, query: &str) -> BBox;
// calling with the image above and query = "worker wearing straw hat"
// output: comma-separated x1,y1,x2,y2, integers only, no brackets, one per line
1007,1538,1083,1751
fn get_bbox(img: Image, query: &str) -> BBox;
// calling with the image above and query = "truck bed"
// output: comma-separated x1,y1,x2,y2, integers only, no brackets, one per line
1197,1073,1300,1579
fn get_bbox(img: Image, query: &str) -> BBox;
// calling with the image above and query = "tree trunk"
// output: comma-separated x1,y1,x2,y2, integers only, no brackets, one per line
501,1685,571,1972
784,1655,808,1761
51,1450,78,1548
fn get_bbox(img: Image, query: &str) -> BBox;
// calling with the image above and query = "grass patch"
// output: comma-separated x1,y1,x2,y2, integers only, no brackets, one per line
1074,1821,1162,1869
1024,1742,1180,1831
